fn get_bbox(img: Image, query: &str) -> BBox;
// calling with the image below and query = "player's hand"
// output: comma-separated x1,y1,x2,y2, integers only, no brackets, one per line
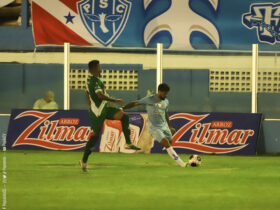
170,127,176,134
115,99,123,106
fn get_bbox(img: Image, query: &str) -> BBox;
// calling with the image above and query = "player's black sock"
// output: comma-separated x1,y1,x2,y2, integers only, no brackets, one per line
82,135,99,163
121,114,132,144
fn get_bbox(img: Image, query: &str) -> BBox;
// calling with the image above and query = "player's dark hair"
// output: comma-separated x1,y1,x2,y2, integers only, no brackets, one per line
88,60,99,71
158,83,170,92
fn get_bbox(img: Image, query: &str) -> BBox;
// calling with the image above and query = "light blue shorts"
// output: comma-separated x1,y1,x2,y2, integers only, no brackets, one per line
148,124,173,143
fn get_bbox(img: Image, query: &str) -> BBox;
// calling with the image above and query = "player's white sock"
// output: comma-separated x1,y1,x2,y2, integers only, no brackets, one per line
166,147,186,167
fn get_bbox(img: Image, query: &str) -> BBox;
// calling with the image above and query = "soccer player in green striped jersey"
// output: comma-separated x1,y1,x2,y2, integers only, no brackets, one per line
79,60,141,172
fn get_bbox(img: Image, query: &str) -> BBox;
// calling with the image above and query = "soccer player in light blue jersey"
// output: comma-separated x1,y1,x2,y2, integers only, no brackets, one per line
123,83,187,167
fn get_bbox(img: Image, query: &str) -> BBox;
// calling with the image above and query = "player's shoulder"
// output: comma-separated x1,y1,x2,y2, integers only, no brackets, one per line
147,95,156,99
162,98,169,106
87,75,93,83
139,95,151,100
88,75,97,81
138,95,153,104
145,95,157,102
89,76,102,84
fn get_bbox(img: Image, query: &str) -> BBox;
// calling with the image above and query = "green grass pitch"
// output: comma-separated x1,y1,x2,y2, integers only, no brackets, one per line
2,150,280,210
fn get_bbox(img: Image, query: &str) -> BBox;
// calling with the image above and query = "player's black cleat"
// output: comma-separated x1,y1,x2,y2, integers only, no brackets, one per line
125,144,141,150
79,160,87,172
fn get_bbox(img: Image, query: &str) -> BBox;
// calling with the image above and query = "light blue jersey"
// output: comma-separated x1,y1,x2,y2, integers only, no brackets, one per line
138,95,172,142
138,95,169,128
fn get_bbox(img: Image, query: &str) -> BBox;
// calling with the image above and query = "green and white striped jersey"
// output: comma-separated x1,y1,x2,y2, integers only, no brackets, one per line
87,75,108,117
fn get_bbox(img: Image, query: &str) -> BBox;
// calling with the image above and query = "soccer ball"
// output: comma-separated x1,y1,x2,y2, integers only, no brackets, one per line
188,155,201,167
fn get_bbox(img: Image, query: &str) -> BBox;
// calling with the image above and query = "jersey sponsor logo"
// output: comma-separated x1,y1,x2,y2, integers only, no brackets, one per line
153,103,166,115
78,0,132,46
242,3,280,44
155,103,162,108
12,111,90,150
170,113,255,154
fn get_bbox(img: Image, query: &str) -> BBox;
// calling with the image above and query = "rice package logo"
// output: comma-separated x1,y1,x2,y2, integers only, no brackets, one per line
170,113,255,154
242,3,280,44
12,111,90,150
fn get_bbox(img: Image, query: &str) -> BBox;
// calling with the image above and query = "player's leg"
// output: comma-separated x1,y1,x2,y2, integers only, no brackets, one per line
80,111,102,172
108,107,140,150
151,126,186,167
79,132,99,172
160,138,186,167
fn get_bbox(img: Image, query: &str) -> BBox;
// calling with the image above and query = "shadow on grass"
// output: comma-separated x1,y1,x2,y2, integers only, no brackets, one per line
37,163,118,169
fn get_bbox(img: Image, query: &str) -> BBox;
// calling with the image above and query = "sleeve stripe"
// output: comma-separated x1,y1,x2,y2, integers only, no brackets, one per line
95,89,102,93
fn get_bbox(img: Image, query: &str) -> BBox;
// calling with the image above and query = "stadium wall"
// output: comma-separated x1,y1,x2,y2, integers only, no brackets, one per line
0,62,254,114
1,62,280,153
0,0,280,153
1,53,280,116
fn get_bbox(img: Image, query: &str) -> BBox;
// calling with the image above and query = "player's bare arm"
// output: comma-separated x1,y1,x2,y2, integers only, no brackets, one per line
96,91,123,106
165,112,176,134
122,101,140,110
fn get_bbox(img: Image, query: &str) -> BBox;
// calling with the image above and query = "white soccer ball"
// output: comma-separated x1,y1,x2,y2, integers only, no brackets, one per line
188,155,201,167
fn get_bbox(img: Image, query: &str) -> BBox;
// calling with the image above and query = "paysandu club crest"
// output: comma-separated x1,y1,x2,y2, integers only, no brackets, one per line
77,0,132,46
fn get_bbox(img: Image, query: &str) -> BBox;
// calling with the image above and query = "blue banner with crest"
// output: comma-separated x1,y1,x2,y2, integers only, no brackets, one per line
32,0,280,51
